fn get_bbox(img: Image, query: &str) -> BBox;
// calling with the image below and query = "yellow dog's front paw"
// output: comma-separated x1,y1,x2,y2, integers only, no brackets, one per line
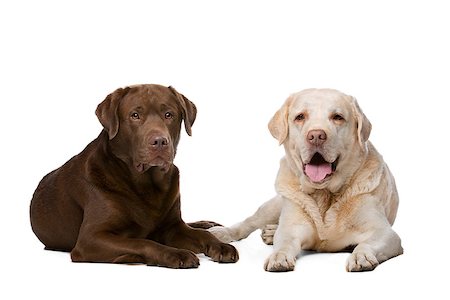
264,251,296,272
346,250,379,272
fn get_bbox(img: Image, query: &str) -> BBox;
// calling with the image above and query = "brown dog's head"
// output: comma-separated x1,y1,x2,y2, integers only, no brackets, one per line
96,84,196,173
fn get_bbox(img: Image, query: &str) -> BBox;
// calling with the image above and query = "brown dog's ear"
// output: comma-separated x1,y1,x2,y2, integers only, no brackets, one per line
349,96,372,148
268,95,293,145
168,86,197,136
95,87,131,140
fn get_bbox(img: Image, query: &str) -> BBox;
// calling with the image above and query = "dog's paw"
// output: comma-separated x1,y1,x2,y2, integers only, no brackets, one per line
187,220,223,229
208,226,235,243
261,224,278,245
346,250,379,272
264,251,296,272
160,249,200,269
206,242,239,263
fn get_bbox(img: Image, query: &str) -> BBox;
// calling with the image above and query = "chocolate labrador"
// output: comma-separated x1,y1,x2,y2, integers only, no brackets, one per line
30,84,238,268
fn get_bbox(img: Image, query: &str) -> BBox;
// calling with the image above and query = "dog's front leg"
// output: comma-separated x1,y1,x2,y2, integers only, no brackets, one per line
71,230,200,268
346,226,403,272
161,221,239,263
264,199,315,272
343,195,403,272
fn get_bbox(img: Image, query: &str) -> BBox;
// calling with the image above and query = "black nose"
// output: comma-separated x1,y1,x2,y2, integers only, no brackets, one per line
149,136,169,149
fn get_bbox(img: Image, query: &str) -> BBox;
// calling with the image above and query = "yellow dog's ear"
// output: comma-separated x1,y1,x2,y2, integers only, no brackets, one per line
268,95,294,145
349,96,372,148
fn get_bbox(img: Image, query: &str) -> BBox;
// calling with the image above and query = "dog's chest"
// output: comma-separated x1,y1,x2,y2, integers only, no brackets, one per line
305,191,350,241
122,186,179,234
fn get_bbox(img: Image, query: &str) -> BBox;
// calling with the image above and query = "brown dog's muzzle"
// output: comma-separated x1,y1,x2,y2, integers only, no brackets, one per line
134,131,175,173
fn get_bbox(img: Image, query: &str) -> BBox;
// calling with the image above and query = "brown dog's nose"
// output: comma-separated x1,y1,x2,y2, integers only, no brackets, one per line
149,136,169,149
307,129,327,146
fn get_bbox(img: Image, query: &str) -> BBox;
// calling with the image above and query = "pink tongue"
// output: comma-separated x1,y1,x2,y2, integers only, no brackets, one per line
305,163,332,183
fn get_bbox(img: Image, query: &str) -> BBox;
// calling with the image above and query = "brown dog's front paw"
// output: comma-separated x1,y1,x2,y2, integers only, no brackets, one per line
187,220,224,229
206,243,239,263
160,249,200,269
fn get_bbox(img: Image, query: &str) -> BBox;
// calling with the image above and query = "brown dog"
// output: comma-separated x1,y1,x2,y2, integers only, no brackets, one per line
30,84,238,268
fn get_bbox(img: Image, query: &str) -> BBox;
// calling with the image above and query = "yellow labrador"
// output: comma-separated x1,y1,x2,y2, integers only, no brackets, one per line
209,88,403,272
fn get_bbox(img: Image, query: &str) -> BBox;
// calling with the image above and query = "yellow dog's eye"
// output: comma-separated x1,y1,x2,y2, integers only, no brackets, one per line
332,114,345,121
295,113,305,122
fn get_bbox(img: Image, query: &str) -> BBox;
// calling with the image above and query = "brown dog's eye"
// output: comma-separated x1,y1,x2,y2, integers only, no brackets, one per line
131,112,140,120
165,112,173,119
295,113,305,122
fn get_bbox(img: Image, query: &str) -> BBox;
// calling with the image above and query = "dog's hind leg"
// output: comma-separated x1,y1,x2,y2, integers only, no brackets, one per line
208,195,282,243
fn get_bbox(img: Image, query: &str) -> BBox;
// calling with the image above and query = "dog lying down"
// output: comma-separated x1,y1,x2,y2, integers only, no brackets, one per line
30,84,238,268
209,88,403,272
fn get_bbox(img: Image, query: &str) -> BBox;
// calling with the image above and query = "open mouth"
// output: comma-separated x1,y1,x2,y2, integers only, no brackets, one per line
303,152,339,183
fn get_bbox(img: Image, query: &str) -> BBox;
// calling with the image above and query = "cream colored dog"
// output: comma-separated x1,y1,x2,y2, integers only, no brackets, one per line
209,88,403,272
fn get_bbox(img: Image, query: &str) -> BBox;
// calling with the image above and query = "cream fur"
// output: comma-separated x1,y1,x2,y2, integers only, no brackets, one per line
209,88,403,272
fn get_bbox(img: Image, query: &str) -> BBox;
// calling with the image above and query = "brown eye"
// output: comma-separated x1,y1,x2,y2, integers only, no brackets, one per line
165,112,173,119
131,112,140,120
332,114,345,121
295,113,305,122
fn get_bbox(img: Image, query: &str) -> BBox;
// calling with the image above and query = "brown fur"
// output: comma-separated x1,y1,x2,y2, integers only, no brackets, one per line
30,84,238,268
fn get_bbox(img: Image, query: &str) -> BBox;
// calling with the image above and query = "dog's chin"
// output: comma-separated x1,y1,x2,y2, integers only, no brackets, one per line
135,158,172,174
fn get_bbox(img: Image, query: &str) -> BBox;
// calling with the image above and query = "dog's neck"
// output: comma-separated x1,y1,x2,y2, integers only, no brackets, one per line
95,131,178,192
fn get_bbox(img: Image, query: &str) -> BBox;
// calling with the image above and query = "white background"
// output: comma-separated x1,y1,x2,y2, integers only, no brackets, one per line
1,0,449,299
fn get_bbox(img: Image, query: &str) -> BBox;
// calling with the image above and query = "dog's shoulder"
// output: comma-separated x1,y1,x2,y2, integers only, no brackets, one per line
346,141,386,196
